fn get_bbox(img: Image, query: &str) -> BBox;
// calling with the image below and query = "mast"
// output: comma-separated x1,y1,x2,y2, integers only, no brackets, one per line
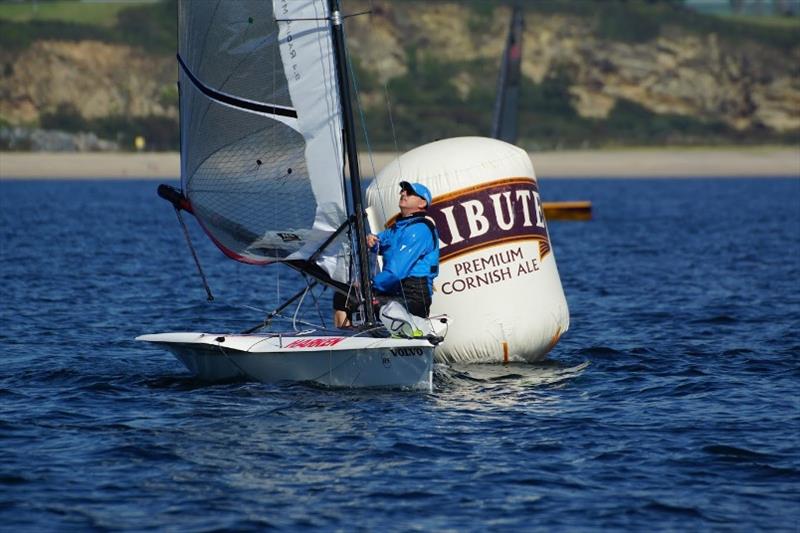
328,0,376,324
491,4,524,143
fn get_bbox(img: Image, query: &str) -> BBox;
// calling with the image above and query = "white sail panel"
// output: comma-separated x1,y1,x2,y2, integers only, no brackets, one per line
273,0,348,274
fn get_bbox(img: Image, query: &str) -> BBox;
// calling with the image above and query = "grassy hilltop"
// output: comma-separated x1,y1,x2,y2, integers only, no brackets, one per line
0,0,798,151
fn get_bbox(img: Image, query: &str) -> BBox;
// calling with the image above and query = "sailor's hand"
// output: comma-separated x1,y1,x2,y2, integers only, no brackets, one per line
366,234,378,248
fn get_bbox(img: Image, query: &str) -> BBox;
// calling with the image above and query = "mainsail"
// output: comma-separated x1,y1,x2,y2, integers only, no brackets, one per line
177,0,348,277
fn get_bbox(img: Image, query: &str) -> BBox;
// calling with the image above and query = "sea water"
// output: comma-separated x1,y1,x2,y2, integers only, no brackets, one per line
1,177,798,531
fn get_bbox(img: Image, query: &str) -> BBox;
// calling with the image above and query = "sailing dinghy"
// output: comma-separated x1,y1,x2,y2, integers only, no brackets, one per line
136,0,443,390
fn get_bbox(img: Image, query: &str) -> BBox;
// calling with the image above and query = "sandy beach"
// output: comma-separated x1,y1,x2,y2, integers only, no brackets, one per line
1,147,798,179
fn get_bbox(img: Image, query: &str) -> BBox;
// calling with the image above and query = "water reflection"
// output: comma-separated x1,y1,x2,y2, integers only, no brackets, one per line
432,360,590,409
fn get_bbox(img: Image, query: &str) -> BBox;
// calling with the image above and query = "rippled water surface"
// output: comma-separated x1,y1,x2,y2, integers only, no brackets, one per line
1,177,799,531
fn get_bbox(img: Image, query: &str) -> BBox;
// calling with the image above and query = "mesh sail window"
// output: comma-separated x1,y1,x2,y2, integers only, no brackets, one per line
178,0,347,268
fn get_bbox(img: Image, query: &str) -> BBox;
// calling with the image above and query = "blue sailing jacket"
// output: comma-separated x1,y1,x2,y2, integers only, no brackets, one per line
371,213,439,295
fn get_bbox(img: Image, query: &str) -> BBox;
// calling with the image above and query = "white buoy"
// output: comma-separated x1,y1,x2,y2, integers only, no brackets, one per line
366,137,570,363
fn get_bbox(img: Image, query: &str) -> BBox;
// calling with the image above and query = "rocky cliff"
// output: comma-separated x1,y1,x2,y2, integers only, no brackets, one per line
1,2,797,148
1,40,175,125
344,3,800,133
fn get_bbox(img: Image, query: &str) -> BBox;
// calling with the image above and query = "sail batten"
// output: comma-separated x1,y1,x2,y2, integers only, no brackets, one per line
177,54,298,122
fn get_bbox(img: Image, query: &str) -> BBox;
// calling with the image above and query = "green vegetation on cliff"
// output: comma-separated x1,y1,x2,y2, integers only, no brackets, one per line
359,57,793,151
522,0,799,50
0,0,175,53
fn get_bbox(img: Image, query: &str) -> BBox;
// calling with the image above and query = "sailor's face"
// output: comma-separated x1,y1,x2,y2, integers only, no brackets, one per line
398,189,410,208
399,189,425,210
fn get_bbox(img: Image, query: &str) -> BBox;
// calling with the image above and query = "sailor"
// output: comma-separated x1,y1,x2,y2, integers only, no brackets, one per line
366,181,439,318
333,290,355,328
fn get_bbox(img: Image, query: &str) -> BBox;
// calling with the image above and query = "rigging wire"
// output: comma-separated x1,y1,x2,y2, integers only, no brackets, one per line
275,5,373,23
332,0,379,326
240,285,334,334
344,26,378,187
343,1,401,229
344,17,419,318
343,23,392,318
292,282,312,332
304,275,328,330
270,19,282,316
383,82,403,180
343,17,402,233
379,77,441,335
173,207,214,302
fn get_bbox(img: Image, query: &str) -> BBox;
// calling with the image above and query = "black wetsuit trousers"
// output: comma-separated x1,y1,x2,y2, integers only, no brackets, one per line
375,276,431,318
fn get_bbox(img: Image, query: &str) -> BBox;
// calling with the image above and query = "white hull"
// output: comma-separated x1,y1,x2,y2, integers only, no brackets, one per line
136,332,434,391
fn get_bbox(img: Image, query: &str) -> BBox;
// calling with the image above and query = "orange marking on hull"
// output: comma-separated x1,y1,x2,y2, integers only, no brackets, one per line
545,328,562,354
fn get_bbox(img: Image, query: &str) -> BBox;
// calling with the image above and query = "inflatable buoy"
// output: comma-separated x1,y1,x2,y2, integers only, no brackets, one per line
366,137,569,363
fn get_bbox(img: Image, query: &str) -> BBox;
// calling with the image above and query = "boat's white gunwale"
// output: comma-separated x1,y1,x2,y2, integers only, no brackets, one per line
136,332,433,354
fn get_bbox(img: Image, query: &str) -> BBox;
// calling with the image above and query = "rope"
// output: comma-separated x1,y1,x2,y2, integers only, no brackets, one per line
378,81,414,312
173,207,214,302
346,31,377,182
345,39,416,318
292,284,310,332
304,276,328,330
343,24,385,320
344,28,414,316
384,82,403,178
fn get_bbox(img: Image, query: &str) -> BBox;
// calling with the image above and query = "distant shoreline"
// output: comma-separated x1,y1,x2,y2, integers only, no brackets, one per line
1,147,798,179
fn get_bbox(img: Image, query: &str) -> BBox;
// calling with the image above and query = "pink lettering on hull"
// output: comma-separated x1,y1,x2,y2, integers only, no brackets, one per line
285,337,345,349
